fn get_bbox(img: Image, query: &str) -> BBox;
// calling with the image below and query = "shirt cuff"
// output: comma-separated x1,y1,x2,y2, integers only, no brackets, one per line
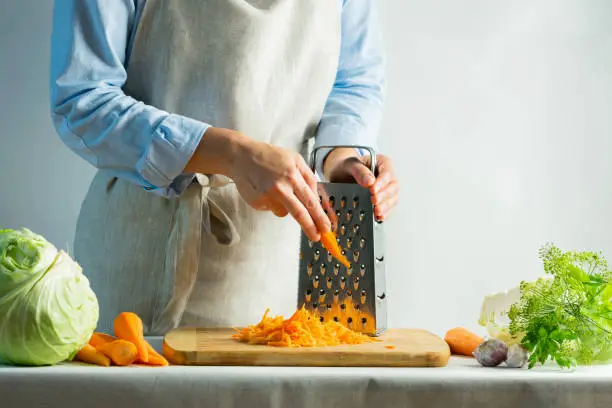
137,114,211,193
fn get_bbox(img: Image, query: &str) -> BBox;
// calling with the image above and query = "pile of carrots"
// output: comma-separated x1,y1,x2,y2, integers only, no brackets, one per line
232,307,376,347
74,312,168,367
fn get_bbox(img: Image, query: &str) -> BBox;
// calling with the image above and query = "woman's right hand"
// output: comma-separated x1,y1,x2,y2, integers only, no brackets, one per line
232,137,332,242
186,127,331,242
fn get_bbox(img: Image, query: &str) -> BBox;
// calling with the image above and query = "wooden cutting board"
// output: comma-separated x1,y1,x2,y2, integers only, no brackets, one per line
163,328,451,367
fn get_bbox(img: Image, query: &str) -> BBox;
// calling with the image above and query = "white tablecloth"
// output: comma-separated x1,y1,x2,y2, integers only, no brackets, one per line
1,337,610,408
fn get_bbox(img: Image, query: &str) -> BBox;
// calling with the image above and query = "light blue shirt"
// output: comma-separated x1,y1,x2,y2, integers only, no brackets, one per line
50,0,385,198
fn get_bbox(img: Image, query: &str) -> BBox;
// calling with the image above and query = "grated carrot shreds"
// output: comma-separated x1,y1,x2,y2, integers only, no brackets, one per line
232,307,376,347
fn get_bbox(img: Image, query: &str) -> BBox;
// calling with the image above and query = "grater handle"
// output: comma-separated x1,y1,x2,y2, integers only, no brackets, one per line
310,145,377,176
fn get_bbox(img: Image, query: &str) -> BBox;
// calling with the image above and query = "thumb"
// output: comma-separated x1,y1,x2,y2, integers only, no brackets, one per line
348,159,376,188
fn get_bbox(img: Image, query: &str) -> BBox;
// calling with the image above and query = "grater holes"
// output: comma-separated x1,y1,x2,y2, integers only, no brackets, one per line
353,224,360,234
327,252,332,263
360,290,367,304
340,196,346,208
353,197,359,208
329,196,335,207
307,263,313,276
314,249,320,262
320,263,326,275
326,303,332,309
312,302,318,309
352,250,360,262
326,276,332,289
333,316,339,322
340,224,346,236
346,289,353,297
334,263,340,276
346,237,352,249
359,238,366,249
360,264,365,276
359,210,366,222
340,275,346,290
345,210,352,222
319,316,325,323
313,275,320,289
347,317,353,324
353,276,359,290
361,317,367,324
340,303,346,310
346,264,352,276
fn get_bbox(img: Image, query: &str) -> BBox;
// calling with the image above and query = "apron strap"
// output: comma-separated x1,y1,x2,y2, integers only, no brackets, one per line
150,174,240,333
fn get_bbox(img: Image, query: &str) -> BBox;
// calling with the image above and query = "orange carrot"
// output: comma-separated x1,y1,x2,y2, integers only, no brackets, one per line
320,231,351,268
98,339,138,366
114,312,149,363
140,341,169,366
385,345,396,350
89,332,116,349
232,307,376,347
444,327,483,356
75,344,111,367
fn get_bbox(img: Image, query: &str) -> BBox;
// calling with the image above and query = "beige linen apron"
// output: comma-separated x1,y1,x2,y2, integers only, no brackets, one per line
73,0,342,335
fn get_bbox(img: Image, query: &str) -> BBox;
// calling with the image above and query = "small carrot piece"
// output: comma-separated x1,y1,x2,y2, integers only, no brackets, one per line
444,327,484,356
98,339,138,366
89,332,116,349
320,231,350,268
114,312,149,363
75,344,111,367
140,341,169,366
385,345,396,350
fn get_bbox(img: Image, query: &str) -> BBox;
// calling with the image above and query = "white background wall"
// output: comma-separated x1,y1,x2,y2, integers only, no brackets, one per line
1,0,611,337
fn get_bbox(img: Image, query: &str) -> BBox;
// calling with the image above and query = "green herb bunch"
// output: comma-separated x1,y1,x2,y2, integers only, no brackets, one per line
508,243,612,369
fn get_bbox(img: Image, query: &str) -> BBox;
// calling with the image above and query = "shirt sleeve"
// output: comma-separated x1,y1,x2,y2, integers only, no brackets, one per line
314,0,386,179
49,0,210,198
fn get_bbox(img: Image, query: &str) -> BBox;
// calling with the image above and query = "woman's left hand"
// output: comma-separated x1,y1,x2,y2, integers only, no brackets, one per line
323,148,399,221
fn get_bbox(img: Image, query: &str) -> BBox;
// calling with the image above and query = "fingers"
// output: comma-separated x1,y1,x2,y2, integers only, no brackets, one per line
373,181,399,220
292,175,331,234
275,183,320,242
371,155,395,194
297,155,318,194
348,158,376,188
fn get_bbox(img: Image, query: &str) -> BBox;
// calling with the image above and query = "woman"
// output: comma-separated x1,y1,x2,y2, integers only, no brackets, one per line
49,0,399,335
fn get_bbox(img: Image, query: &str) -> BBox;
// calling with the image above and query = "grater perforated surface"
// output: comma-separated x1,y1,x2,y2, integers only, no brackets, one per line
297,148,388,336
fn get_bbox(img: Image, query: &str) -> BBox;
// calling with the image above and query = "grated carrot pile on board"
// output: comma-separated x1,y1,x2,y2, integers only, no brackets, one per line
232,307,376,347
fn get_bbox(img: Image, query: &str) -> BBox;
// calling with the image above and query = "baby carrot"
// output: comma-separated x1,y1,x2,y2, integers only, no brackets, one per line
114,312,149,363
75,344,111,367
98,339,138,366
444,327,484,356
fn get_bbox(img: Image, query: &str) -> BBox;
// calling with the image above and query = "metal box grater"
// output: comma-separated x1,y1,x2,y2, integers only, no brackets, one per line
297,146,388,336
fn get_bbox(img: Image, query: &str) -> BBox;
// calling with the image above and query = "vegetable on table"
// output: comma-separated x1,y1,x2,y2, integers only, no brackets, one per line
98,339,138,366
114,312,149,363
0,228,99,366
89,332,116,348
473,339,508,367
479,243,612,369
232,307,376,347
444,327,483,356
507,244,612,369
141,341,169,366
75,344,111,367
505,344,528,368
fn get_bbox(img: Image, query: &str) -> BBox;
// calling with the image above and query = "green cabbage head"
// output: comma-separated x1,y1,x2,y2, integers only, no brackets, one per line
0,228,99,366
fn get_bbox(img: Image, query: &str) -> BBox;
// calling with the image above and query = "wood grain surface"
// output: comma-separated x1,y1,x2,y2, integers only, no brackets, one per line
163,328,451,367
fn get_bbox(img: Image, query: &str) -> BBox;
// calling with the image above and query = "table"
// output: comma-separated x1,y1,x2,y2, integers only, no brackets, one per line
1,337,610,408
